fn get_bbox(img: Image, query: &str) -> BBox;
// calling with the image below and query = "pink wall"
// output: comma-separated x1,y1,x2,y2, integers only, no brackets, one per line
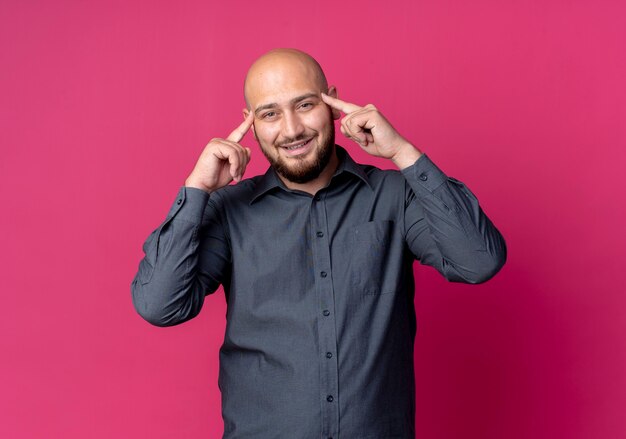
1,1,624,438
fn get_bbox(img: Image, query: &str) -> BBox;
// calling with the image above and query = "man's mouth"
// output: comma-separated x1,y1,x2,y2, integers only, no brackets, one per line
280,137,314,156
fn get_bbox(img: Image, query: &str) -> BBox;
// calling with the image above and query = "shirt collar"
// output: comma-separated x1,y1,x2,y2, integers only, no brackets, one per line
249,145,372,204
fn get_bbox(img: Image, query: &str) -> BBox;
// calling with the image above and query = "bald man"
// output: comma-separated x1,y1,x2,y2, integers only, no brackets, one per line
131,48,507,438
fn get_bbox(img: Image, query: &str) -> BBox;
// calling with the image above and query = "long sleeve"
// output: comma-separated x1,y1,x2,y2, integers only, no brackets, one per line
130,186,231,326
401,154,507,284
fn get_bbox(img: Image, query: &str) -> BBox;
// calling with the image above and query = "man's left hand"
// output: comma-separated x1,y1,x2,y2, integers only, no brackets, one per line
321,93,423,169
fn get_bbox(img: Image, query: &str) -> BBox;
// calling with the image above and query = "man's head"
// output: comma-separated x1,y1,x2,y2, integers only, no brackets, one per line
243,48,341,184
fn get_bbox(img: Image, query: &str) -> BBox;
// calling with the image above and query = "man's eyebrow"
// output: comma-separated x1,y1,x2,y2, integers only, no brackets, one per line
254,93,320,115
291,92,319,104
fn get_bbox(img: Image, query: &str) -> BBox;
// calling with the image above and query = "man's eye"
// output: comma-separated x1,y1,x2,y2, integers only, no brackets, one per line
263,112,277,119
300,102,313,109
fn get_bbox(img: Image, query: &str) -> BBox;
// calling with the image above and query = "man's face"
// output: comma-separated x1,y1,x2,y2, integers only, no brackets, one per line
245,62,338,184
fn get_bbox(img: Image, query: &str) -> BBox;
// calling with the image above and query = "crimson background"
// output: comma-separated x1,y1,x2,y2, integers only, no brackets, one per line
1,1,625,438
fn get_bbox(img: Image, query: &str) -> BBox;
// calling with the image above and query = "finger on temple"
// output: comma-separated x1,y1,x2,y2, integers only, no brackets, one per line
226,111,255,143
321,93,362,114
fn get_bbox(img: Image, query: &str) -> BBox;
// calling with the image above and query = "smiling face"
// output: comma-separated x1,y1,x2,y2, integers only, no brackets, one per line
244,49,340,184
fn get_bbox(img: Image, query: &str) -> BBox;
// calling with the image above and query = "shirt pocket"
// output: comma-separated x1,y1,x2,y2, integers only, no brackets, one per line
348,219,396,296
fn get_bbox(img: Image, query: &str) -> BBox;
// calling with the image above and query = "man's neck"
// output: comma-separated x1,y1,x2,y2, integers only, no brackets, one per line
278,148,340,196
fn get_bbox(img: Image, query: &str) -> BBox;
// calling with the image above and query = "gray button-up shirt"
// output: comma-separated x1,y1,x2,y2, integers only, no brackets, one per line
131,146,506,438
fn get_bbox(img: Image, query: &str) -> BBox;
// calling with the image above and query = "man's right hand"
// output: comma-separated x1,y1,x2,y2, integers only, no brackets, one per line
184,111,255,193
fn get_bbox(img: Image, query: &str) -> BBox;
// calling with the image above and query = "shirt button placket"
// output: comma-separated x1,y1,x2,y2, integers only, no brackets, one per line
310,192,339,438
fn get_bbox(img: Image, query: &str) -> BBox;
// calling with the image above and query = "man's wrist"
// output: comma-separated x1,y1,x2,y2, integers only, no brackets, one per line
391,142,423,170
184,178,212,194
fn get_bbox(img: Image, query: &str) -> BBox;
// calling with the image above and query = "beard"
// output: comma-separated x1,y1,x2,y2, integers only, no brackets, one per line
259,121,335,184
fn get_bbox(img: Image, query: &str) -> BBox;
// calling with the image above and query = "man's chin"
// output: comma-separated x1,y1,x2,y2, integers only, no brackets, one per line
275,161,324,184
273,145,334,184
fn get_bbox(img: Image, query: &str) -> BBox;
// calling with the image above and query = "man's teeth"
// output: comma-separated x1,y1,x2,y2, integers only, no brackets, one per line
286,140,308,150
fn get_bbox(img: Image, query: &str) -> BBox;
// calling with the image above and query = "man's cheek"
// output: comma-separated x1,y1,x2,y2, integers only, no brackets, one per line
255,128,275,146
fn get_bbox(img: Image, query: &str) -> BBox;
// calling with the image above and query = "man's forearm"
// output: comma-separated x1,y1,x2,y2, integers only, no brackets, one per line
130,187,211,326
402,154,507,283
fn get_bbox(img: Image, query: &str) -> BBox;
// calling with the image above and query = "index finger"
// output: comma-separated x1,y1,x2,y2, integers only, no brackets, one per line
321,93,362,114
226,111,255,143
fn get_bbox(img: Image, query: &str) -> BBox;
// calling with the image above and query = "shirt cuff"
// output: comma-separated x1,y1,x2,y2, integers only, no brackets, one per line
400,153,448,194
165,186,210,224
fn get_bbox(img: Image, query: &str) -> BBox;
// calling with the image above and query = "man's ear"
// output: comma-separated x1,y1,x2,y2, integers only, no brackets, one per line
243,108,257,140
326,86,341,120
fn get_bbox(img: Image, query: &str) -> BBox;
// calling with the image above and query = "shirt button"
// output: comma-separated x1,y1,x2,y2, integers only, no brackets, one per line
320,271,327,278
314,195,321,201
316,231,324,238
326,352,333,359
419,172,428,181
326,395,334,402
177,199,182,204
323,309,330,316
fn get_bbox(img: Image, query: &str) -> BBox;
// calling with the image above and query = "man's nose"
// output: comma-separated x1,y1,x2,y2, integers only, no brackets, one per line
281,111,305,139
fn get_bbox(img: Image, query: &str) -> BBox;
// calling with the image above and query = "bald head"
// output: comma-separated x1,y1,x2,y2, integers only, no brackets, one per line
244,48,329,110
